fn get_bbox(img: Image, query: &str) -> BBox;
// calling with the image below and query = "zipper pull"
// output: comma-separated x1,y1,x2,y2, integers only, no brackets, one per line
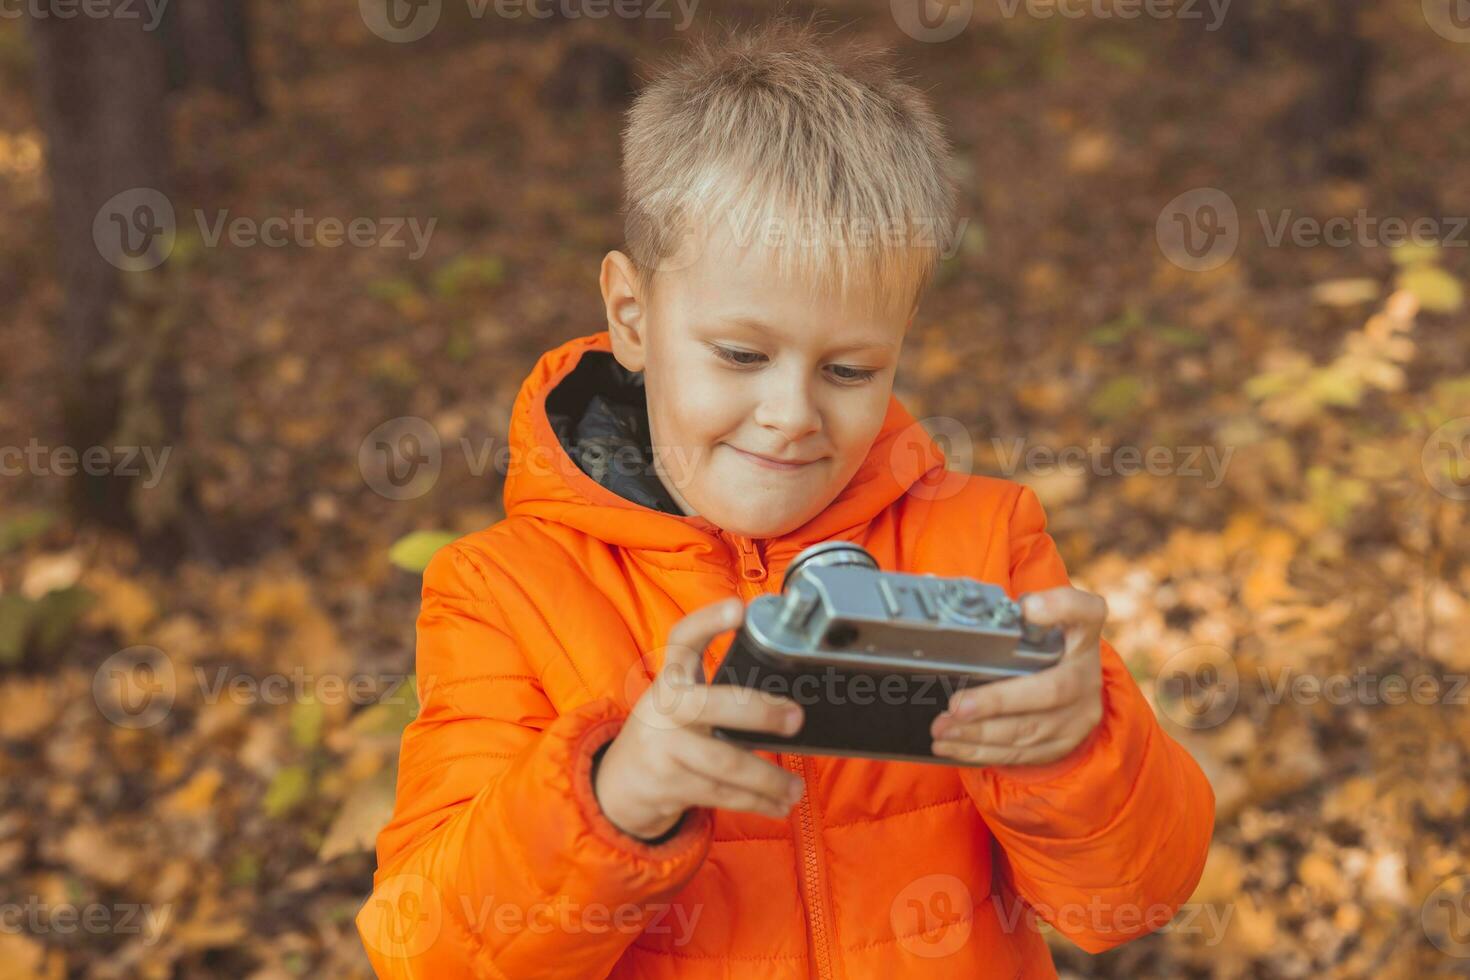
733,534,768,583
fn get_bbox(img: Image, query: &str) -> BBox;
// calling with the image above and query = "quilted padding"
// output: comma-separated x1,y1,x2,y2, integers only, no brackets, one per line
357,330,1215,979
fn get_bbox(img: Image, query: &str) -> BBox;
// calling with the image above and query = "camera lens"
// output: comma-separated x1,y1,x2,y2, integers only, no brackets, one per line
783,541,878,592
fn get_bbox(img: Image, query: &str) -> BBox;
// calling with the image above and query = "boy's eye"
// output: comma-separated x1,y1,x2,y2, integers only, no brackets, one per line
826,364,878,385
709,344,766,366
708,343,878,384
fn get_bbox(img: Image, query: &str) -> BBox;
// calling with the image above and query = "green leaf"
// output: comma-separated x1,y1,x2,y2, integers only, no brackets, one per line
432,255,505,299
0,511,56,555
349,676,421,735
228,852,261,886
367,277,420,303
290,698,325,750
1389,241,1440,267
30,587,94,657
1089,36,1146,71
1397,265,1464,313
388,531,457,573
1151,324,1208,349
1307,367,1365,408
1088,375,1145,420
445,322,475,364
0,594,35,665
263,765,311,818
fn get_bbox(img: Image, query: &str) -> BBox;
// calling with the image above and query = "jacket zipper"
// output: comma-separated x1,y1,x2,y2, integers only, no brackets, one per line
722,532,836,980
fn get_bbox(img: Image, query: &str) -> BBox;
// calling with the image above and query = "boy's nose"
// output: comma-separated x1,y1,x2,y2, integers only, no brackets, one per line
752,384,821,443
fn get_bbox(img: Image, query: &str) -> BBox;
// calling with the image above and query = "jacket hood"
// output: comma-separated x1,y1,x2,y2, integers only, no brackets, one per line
502,330,948,569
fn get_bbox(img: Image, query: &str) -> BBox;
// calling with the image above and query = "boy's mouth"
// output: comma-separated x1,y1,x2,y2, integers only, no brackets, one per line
724,444,822,472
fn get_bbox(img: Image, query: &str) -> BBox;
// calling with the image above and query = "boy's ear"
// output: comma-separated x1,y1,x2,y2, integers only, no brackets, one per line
600,250,646,372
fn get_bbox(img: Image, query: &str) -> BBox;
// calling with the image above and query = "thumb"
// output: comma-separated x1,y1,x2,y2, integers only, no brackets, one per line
659,597,743,684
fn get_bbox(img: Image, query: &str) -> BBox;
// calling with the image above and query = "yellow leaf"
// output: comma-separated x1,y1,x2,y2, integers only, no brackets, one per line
0,678,57,739
163,768,224,816
1310,277,1380,307
1397,264,1463,313
319,768,398,861
81,568,158,639
1388,240,1440,267
21,551,82,600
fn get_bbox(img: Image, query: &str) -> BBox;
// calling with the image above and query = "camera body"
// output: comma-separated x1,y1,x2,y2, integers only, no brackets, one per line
707,541,1065,766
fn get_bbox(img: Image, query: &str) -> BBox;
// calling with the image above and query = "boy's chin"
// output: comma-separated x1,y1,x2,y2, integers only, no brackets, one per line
695,493,828,540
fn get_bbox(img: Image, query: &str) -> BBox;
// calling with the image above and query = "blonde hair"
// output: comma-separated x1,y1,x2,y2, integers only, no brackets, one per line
621,17,957,317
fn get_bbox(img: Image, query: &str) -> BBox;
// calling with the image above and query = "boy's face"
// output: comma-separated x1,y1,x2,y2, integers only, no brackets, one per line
602,220,914,539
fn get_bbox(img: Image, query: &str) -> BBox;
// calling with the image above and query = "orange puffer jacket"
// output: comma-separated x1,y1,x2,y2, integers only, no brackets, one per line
357,330,1215,979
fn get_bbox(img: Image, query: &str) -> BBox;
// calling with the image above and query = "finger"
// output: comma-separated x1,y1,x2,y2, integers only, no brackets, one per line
945,659,1096,720
689,684,804,735
670,747,803,818
642,681,802,732
1020,587,1107,638
930,710,1068,748
672,733,804,809
931,735,1083,768
659,597,744,683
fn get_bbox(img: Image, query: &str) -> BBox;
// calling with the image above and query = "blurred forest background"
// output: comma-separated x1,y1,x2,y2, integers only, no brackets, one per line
2,0,1469,977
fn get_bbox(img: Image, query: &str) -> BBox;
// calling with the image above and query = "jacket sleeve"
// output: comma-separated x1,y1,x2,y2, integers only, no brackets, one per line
356,543,713,979
958,486,1216,954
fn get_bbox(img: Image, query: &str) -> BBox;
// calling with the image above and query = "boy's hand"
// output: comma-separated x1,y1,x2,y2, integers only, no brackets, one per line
930,586,1107,768
594,597,807,841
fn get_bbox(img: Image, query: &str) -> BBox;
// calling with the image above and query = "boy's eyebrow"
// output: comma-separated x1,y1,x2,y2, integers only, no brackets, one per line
713,314,898,356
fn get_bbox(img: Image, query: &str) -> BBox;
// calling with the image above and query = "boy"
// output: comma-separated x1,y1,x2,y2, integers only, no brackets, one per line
358,20,1214,979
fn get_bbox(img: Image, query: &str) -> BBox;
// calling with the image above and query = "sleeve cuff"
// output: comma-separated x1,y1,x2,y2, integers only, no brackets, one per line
589,739,691,845
570,711,713,863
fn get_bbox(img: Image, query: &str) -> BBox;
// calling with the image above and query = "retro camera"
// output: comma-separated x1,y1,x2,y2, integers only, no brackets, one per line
706,541,1065,765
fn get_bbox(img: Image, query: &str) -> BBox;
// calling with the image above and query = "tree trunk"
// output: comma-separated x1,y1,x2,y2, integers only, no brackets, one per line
164,0,264,117
27,2,172,528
